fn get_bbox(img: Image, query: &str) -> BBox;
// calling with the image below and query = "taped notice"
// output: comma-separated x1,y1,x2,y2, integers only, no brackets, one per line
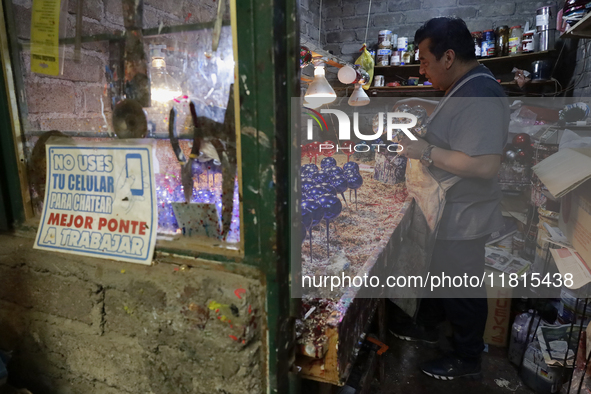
30,0,61,75
34,138,158,265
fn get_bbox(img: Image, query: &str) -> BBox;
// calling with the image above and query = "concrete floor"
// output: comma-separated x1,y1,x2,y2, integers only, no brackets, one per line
372,331,535,394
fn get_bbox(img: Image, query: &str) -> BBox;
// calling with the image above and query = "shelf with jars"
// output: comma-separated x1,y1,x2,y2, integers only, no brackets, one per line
373,50,555,71
368,50,558,97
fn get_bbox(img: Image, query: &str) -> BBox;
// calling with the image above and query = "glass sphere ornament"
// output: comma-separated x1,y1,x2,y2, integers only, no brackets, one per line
302,199,324,227
343,162,359,172
512,133,531,149
312,170,330,184
321,157,337,169
326,166,344,177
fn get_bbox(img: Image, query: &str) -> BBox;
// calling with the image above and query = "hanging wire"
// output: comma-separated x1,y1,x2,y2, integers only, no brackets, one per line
319,0,322,44
363,0,373,44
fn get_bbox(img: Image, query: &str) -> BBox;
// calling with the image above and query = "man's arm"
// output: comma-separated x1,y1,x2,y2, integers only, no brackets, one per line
431,147,501,179
401,136,501,179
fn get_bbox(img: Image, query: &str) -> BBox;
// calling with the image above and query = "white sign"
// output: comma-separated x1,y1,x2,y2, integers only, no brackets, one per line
34,139,157,265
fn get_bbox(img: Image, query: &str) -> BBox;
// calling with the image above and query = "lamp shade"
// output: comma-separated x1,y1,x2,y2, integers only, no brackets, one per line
304,64,336,108
348,82,370,107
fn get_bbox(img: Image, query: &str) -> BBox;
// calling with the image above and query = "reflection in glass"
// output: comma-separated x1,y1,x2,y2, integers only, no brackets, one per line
150,45,183,103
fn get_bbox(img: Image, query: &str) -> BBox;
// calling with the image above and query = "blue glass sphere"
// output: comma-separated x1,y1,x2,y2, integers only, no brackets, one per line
304,163,319,173
302,199,324,227
306,186,327,201
330,175,348,193
344,168,359,179
319,194,342,221
343,162,359,172
320,157,337,169
301,177,316,193
312,170,330,184
326,166,344,177
347,173,363,189
319,182,337,195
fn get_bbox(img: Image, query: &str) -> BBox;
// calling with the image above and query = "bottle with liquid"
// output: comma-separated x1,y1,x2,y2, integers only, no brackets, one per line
401,50,412,65
406,43,415,64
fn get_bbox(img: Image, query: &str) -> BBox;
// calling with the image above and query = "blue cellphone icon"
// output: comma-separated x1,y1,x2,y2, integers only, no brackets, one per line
125,153,144,196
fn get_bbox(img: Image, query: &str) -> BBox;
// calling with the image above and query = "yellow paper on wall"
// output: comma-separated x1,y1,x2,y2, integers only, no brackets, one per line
30,0,61,76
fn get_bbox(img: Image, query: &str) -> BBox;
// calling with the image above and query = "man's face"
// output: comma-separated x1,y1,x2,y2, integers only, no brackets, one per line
417,39,449,91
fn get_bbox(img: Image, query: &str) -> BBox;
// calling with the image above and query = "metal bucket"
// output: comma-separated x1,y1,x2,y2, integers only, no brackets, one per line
536,29,555,52
536,6,556,30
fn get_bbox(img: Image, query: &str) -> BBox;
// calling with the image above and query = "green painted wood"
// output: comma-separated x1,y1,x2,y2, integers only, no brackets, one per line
234,0,298,392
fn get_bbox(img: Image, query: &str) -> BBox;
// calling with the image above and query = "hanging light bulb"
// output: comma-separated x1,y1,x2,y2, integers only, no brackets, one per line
304,61,336,109
348,82,370,107
150,46,182,104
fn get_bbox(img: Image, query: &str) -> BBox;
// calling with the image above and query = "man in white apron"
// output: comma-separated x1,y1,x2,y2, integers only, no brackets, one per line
391,17,509,380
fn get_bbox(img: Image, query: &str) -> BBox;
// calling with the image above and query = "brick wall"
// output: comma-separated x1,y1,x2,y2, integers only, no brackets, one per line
300,0,324,50
572,40,591,97
13,0,218,134
318,0,559,64
0,235,265,393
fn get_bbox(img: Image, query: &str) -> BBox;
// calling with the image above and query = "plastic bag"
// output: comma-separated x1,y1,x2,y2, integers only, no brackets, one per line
354,44,374,90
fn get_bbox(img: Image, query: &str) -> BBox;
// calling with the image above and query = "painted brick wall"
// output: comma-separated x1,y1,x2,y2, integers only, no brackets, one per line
318,0,559,64
0,235,266,393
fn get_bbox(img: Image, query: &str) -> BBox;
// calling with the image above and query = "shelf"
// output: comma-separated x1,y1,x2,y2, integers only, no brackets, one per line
374,50,556,72
561,12,591,39
344,79,559,97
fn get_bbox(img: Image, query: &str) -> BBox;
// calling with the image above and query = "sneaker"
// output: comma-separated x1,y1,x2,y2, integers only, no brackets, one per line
420,354,482,381
389,322,438,344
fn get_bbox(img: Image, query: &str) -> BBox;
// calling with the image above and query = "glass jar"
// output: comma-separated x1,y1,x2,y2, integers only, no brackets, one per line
509,25,523,55
472,31,482,58
522,31,535,53
481,30,496,57
378,30,393,49
495,25,510,57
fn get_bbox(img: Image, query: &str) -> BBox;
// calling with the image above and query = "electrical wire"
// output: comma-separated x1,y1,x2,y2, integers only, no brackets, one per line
318,0,322,43
363,0,372,44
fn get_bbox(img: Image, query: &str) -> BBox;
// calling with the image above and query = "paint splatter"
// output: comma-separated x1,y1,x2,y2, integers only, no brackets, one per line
234,288,246,299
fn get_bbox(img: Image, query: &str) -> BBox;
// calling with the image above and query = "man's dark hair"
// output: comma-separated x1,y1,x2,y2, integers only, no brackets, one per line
414,17,476,62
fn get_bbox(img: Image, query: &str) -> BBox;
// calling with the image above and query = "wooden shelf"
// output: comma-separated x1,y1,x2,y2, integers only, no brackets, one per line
342,79,559,97
561,12,591,39
374,50,556,72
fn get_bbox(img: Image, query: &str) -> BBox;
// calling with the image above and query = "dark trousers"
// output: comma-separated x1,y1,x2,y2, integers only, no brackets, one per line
417,235,489,359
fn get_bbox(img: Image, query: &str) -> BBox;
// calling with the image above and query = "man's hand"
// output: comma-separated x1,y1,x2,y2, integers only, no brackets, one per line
399,135,429,160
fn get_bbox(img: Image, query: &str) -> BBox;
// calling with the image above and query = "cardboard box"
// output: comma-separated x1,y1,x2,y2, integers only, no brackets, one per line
483,270,512,347
533,148,591,267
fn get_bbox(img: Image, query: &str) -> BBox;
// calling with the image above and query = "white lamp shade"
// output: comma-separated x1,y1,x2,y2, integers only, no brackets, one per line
348,83,370,107
338,65,358,84
304,65,336,108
